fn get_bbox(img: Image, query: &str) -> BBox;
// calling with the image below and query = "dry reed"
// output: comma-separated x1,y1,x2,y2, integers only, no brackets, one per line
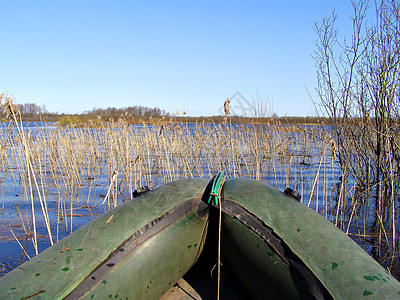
0,94,398,278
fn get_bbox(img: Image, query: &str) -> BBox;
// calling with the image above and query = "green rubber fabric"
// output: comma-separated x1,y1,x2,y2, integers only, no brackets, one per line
1,177,399,300
221,178,400,299
0,178,209,299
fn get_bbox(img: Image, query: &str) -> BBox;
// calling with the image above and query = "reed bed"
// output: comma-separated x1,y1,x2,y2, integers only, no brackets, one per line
0,113,398,278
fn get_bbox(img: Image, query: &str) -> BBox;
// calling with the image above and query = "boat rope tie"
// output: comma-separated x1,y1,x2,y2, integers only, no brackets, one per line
208,171,226,206
207,171,225,300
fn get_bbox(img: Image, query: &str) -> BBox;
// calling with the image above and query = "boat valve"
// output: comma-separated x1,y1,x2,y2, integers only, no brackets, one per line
133,186,150,198
284,187,301,201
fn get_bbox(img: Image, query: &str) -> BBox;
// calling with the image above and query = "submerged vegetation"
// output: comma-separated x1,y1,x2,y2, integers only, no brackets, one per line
0,91,398,280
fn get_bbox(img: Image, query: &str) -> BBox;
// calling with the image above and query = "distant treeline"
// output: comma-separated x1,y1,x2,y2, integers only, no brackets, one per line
0,102,326,125
171,115,328,125
83,106,168,118
0,103,169,122
15,103,49,115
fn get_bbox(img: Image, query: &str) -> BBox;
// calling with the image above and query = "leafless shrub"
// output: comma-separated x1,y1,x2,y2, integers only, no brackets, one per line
314,0,400,269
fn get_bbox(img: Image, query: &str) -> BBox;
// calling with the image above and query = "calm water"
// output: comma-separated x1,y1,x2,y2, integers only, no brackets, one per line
0,122,397,278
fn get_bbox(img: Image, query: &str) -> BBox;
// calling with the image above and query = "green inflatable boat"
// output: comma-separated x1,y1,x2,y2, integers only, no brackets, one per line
0,176,399,299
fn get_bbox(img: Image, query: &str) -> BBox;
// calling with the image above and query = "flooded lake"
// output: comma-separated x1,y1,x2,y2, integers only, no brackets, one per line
0,121,398,279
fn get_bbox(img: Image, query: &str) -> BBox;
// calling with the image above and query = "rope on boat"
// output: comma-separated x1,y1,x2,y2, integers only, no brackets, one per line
208,171,225,206
208,171,226,300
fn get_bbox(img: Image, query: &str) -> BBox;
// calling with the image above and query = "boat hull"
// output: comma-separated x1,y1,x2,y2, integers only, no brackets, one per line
1,177,400,299
0,178,209,299
219,178,400,299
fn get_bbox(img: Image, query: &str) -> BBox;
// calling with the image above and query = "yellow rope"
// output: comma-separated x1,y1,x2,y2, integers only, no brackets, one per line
217,197,222,300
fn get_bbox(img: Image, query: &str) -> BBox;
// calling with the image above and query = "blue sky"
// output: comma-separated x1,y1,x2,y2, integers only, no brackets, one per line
0,1,355,117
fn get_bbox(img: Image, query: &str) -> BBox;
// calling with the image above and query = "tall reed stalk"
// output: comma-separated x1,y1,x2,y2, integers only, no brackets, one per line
0,95,398,278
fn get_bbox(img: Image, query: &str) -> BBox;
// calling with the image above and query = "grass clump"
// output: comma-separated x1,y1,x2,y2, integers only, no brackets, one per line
0,92,398,279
